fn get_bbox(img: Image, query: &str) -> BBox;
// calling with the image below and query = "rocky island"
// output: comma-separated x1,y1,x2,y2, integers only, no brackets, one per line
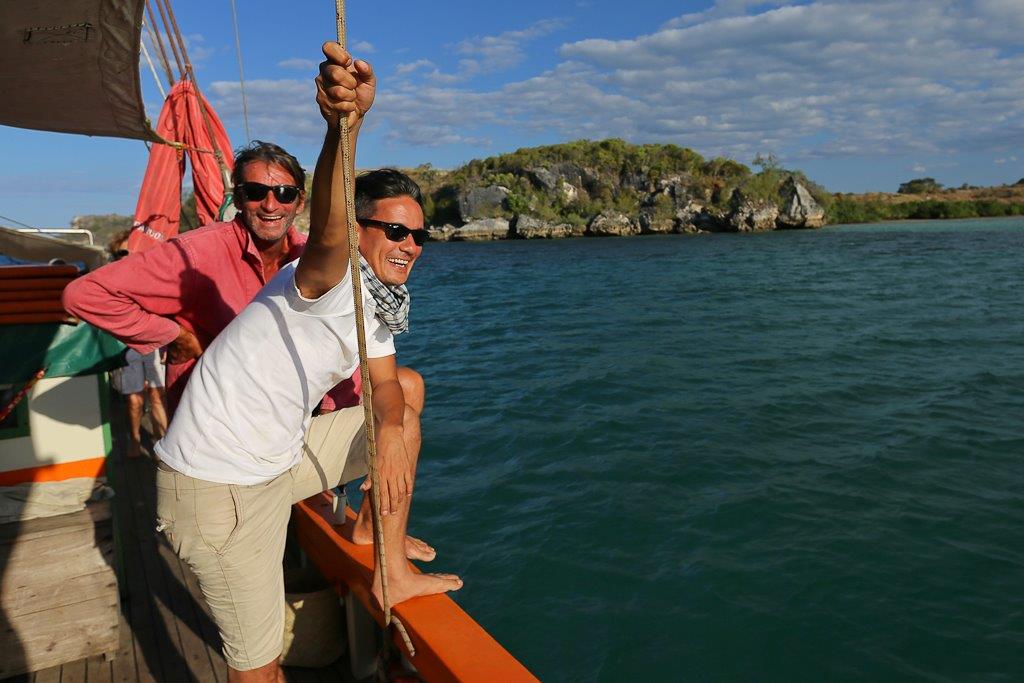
406,140,827,241
71,139,1024,245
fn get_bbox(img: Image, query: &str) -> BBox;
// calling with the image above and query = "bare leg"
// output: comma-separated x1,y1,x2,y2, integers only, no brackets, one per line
146,386,169,439
125,392,143,459
352,367,435,561
369,408,461,607
227,659,284,683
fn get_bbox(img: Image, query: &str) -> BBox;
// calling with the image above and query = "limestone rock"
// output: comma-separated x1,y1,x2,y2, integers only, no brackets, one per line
511,215,583,239
674,201,707,234
428,224,457,242
692,205,729,232
587,210,639,237
525,167,558,191
558,180,578,203
638,211,675,234
620,168,654,193
551,163,584,188
777,177,826,229
457,185,509,222
728,196,779,232
451,218,510,241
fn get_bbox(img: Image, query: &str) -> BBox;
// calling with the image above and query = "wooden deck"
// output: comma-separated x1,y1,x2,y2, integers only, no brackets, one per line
7,403,358,683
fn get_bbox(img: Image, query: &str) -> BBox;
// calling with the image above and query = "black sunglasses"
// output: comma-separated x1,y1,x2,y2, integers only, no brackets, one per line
237,182,302,204
113,249,130,260
359,218,430,246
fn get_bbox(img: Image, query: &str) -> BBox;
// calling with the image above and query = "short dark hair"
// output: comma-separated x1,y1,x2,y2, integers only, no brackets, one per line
355,168,424,220
232,140,306,191
107,228,132,255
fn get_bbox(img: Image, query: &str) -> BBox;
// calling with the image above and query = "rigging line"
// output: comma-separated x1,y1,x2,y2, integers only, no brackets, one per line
140,32,167,100
0,213,37,230
160,0,230,178
334,0,416,659
160,0,191,79
153,0,185,80
143,3,174,88
228,0,252,143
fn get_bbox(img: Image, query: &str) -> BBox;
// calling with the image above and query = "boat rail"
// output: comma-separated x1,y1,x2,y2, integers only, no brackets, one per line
293,492,539,682
14,228,95,245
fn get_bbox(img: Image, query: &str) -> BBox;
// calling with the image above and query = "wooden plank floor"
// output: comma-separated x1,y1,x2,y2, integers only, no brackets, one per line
8,400,358,683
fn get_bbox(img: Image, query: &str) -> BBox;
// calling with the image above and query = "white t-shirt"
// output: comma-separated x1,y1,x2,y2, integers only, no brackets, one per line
155,261,395,484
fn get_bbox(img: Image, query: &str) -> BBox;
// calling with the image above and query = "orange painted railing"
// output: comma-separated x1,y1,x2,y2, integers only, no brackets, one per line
292,493,538,683
0,457,107,486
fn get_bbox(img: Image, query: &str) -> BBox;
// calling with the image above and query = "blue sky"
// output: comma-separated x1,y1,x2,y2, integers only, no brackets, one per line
2,0,1023,228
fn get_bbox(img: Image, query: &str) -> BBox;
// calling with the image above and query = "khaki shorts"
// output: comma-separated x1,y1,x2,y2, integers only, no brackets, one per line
155,406,368,671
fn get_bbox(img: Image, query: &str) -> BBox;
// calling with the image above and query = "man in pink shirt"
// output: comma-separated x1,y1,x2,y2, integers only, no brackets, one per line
63,141,434,561
63,140,405,414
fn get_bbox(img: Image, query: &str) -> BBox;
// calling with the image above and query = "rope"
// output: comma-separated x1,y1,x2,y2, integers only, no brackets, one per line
158,0,232,183
142,3,174,87
228,0,252,143
0,369,45,424
140,32,167,100
0,212,37,229
151,0,184,79
334,0,416,660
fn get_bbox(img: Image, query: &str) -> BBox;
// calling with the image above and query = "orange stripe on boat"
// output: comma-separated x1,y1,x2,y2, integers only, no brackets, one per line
0,457,107,486
293,493,539,683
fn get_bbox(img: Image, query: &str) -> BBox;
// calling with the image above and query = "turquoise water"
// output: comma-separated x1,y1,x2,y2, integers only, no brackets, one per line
396,217,1024,681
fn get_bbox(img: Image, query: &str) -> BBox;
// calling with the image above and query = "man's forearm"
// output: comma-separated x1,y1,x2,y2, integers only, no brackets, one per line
308,122,358,246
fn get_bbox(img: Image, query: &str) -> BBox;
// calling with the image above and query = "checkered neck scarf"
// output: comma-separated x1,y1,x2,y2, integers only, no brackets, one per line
359,256,410,335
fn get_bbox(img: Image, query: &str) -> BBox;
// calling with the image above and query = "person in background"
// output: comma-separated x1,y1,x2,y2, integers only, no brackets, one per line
105,230,168,458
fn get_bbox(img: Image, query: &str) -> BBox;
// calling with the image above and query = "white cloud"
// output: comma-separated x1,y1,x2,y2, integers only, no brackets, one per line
209,1,1024,177
430,18,570,81
277,58,316,70
351,40,376,54
182,34,216,65
395,59,436,75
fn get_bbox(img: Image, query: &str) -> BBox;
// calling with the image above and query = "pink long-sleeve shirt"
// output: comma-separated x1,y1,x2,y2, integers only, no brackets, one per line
63,219,358,413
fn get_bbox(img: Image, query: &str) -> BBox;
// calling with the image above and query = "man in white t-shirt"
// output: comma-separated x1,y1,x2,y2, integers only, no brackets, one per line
153,43,462,680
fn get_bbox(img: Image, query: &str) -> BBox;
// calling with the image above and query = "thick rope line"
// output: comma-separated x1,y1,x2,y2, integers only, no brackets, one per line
334,0,415,660
159,0,230,181
0,369,45,424
142,5,174,87
152,0,184,79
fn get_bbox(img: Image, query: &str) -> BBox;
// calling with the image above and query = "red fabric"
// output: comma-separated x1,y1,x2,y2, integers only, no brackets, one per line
64,220,361,414
128,80,234,253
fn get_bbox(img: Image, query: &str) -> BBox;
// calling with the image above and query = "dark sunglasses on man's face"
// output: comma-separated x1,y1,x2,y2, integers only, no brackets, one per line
237,182,302,204
359,218,430,246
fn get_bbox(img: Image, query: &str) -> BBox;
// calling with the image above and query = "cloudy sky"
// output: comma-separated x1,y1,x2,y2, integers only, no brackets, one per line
2,0,1022,227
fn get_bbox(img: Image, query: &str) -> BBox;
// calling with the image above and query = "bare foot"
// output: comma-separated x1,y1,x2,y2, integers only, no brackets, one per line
126,440,142,459
349,521,436,562
372,571,462,608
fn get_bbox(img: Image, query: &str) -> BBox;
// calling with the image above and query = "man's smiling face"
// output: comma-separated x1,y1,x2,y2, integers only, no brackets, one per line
235,161,305,245
358,196,426,286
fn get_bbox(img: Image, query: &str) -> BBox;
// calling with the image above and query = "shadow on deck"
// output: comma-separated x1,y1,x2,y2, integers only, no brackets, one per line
11,402,356,683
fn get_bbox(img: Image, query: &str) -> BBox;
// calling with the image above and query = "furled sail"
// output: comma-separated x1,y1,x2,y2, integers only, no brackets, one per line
0,0,160,141
128,80,234,252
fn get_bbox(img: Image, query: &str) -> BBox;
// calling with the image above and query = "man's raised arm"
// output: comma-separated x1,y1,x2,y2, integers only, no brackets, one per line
295,43,376,299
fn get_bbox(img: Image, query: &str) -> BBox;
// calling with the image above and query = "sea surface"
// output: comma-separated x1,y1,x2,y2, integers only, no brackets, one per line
388,217,1024,681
